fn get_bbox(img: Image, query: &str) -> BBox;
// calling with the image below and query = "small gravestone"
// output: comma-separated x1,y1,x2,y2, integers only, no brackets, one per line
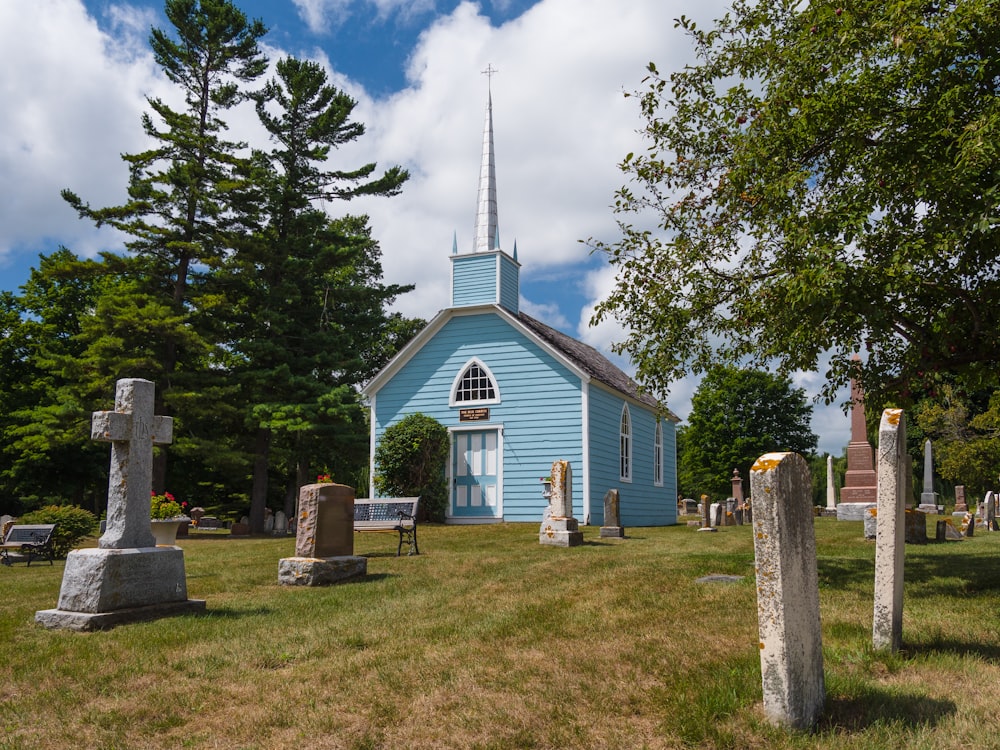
750,452,825,730
274,510,288,534
264,508,274,533
873,409,906,652
984,492,998,531
904,509,927,544
229,521,250,536
278,483,366,585
539,460,583,547
36,378,205,631
863,507,878,539
600,489,625,538
954,485,967,513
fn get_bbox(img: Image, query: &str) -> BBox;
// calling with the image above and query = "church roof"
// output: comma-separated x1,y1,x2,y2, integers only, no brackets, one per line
516,311,678,421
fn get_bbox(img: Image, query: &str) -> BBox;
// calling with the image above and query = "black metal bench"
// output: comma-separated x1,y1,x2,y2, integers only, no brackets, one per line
354,498,420,556
1,524,56,566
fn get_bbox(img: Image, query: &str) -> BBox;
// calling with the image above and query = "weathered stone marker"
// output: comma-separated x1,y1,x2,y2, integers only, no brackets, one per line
539,460,583,547
36,378,205,630
750,452,825,730
599,489,625,538
279,483,366,585
873,409,906,652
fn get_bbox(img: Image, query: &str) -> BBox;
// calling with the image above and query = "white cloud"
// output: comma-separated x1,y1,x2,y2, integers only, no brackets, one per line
0,0,170,263
292,0,352,34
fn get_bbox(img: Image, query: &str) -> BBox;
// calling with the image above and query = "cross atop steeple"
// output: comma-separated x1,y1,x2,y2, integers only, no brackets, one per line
473,68,499,253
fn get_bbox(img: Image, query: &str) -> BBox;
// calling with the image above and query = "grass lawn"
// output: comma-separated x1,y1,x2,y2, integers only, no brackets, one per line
2,518,999,749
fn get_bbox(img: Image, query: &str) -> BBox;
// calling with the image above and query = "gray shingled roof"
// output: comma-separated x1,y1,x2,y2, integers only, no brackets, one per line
516,311,679,421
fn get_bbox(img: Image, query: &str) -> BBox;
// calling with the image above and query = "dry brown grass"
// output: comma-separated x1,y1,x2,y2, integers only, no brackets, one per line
2,519,1000,749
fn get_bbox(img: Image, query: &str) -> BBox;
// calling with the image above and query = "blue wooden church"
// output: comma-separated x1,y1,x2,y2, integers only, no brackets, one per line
362,90,678,526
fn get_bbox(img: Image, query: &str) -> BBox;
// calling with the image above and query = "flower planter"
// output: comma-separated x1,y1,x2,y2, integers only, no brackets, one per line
150,518,189,546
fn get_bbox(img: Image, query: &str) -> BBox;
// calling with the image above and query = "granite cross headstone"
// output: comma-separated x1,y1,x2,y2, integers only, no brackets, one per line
36,378,205,630
91,378,173,549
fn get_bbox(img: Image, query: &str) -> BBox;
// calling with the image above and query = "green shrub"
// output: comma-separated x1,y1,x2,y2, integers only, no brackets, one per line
19,505,99,557
374,413,449,522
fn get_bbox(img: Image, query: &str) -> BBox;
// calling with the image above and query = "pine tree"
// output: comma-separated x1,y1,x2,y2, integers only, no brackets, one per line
225,57,412,531
61,0,268,490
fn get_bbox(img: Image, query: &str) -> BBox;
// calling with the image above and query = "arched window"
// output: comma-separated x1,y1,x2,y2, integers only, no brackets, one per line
654,420,664,486
450,358,500,406
620,404,632,482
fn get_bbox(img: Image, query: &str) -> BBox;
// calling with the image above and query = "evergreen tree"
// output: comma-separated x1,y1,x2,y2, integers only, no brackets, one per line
61,0,268,491
678,366,817,499
225,57,411,531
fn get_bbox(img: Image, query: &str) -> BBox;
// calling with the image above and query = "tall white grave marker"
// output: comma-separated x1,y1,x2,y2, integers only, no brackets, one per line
826,455,837,511
36,379,205,630
750,452,825,729
873,409,906,651
918,438,939,512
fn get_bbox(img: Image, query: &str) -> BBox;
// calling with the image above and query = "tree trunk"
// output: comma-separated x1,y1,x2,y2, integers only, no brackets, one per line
248,426,271,534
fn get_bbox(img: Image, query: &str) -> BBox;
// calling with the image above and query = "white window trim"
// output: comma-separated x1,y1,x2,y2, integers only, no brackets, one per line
449,357,501,407
654,419,664,487
620,404,633,483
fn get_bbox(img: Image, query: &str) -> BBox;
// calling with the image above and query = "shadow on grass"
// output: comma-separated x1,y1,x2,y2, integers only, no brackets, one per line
821,689,956,732
362,551,422,559
903,637,1000,663
903,548,1000,595
196,606,274,618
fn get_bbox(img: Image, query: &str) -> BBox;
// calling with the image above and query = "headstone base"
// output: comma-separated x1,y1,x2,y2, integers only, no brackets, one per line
917,504,941,514
35,599,205,631
35,546,204,630
599,526,625,538
278,556,367,586
838,502,877,522
539,517,583,547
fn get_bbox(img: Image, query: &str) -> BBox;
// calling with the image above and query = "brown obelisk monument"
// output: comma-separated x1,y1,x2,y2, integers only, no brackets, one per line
838,362,878,521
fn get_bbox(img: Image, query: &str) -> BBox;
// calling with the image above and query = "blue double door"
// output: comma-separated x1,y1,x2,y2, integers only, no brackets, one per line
452,430,500,520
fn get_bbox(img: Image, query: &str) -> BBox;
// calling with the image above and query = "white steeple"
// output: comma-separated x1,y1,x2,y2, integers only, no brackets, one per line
473,66,499,253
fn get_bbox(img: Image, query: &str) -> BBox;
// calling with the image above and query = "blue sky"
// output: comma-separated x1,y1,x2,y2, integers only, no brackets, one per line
0,0,851,455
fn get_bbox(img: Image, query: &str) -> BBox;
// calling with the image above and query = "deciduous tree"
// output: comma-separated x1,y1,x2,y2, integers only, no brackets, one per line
593,1,1000,411
678,366,817,499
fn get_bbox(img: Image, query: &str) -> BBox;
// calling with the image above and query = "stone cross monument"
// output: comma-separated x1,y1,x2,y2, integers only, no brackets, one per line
92,379,174,549
36,378,205,631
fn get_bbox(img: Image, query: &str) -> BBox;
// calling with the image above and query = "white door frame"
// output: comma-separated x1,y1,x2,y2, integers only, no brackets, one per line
447,423,504,524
